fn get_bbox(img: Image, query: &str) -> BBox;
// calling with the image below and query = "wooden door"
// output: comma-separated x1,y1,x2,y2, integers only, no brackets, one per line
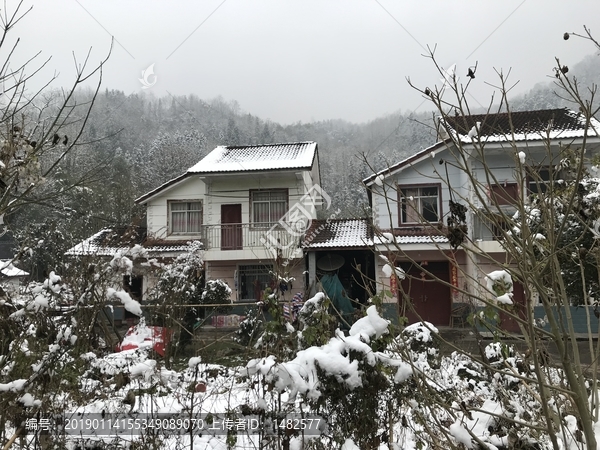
221,204,242,250
399,262,451,326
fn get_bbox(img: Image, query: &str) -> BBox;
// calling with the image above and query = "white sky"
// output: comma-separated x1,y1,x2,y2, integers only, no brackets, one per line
8,0,600,124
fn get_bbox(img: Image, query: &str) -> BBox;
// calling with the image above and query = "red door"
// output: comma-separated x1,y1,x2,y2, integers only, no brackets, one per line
399,262,451,326
499,282,526,333
221,204,242,250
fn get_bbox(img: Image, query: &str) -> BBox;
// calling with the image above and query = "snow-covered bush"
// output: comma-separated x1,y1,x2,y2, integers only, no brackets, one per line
297,292,336,348
395,321,441,369
201,279,232,314
145,241,204,355
235,304,263,347
241,302,396,448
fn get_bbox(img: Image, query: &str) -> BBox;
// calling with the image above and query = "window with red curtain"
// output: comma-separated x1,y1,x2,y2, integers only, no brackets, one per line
170,201,202,233
251,190,288,226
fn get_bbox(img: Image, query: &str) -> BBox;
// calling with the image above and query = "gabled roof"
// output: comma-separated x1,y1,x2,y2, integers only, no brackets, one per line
65,227,196,257
363,140,448,186
136,141,318,204
303,218,372,249
443,108,600,142
364,108,600,186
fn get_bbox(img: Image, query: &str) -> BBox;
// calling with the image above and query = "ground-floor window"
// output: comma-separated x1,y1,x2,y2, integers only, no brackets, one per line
238,264,274,301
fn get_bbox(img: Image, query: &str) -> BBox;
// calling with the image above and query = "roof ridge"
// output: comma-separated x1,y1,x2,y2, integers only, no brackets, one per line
222,141,316,149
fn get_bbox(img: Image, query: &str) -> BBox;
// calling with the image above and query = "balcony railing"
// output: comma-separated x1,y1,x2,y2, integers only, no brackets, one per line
200,223,301,251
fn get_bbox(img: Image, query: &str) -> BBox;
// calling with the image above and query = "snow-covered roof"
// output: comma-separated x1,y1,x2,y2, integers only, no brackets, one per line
0,260,28,277
443,108,600,143
189,141,317,174
65,228,145,257
363,108,600,186
65,227,196,257
136,141,318,204
303,219,371,249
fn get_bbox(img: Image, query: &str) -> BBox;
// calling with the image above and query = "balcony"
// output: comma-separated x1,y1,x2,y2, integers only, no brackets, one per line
200,223,302,252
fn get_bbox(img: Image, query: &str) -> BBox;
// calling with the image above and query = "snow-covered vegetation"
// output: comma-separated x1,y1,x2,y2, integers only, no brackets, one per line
4,283,600,449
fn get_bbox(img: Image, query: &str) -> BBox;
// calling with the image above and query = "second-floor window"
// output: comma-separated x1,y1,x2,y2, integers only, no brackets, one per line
170,201,202,234
399,186,440,224
251,189,288,226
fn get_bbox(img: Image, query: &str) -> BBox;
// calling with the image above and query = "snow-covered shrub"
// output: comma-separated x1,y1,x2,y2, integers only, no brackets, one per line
201,279,232,314
297,292,336,348
235,305,263,346
145,241,204,355
242,303,396,449
396,321,441,369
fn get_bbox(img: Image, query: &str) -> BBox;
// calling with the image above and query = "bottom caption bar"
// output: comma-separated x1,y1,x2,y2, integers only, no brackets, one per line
32,413,326,436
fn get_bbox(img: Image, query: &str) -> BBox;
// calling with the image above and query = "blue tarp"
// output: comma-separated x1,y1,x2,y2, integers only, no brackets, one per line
320,273,355,326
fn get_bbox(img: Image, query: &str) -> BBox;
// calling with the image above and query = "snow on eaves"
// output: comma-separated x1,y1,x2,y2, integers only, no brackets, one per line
372,234,449,245
64,228,193,257
444,108,600,142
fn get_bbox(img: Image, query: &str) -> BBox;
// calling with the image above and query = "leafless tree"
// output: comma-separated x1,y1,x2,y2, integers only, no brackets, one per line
363,34,600,449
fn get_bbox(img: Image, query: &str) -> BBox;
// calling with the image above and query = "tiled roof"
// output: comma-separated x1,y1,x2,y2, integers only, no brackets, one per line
372,227,449,245
65,227,146,257
395,235,448,244
443,108,600,142
188,141,317,174
142,238,198,253
303,219,371,249
65,227,199,257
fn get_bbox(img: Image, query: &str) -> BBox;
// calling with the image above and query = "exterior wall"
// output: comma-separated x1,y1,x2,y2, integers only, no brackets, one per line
533,306,598,334
146,177,206,240
205,172,312,225
146,171,316,240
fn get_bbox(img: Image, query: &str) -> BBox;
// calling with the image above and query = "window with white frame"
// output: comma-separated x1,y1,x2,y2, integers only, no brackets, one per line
399,186,440,224
169,201,202,234
251,189,288,226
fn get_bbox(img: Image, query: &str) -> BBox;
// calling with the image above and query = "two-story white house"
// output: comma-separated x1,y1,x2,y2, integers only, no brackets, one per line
363,108,600,328
134,141,321,303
